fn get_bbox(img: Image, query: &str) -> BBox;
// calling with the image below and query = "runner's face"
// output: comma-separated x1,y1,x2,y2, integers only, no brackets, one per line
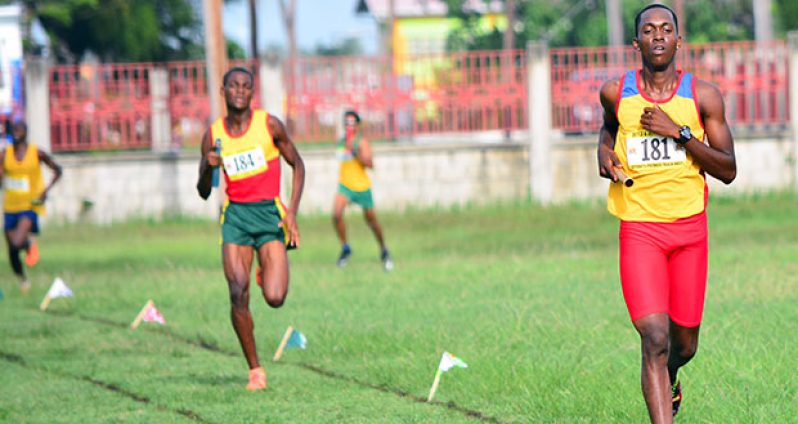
223,72,254,111
344,116,358,129
11,122,26,143
634,8,681,68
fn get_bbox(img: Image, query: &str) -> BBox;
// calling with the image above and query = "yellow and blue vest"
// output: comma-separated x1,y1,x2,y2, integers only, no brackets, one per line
608,70,706,222
3,144,45,214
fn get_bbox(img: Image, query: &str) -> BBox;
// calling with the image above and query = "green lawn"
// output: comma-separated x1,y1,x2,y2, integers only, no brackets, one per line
1,192,796,423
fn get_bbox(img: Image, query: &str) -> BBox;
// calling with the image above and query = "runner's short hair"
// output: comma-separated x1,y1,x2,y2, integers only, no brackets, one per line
223,67,254,86
634,4,678,35
344,110,361,123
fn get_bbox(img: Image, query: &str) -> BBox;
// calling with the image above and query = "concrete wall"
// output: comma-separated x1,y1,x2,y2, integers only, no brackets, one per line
40,133,793,224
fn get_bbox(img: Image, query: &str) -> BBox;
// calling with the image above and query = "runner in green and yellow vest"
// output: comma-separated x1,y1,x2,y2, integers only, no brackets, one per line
333,110,393,271
1,120,63,294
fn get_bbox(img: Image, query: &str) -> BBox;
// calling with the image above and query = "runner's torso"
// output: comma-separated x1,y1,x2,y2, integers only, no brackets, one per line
608,70,706,222
212,109,281,202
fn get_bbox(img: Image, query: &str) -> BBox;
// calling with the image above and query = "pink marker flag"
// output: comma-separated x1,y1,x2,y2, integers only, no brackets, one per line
130,299,167,330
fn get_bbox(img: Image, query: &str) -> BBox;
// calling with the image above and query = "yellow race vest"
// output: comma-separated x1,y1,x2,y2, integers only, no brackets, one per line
337,134,371,192
3,143,45,214
608,70,706,222
211,109,282,202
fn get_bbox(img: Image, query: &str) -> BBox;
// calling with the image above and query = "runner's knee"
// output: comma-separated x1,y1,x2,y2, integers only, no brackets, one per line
228,280,250,308
674,343,697,361
265,294,285,308
640,328,670,360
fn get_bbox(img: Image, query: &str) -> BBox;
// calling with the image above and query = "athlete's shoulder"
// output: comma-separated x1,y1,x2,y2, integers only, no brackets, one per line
693,78,724,112
599,77,622,109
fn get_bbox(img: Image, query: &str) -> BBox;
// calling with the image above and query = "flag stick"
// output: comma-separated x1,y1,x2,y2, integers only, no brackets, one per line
130,299,154,330
427,369,443,402
39,295,52,311
272,325,294,362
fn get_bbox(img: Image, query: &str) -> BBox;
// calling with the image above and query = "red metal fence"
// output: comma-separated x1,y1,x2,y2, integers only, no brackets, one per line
550,40,789,133
286,49,527,142
50,63,154,151
46,40,789,151
49,60,260,152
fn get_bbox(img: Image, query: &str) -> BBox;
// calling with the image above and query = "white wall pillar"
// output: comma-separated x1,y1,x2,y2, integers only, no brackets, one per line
149,67,172,152
24,58,51,152
789,32,798,190
260,57,285,118
527,41,552,203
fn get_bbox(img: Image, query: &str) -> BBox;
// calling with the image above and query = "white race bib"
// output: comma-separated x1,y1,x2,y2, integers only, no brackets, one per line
5,176,30,193
626,134,687,169
223,147,267,179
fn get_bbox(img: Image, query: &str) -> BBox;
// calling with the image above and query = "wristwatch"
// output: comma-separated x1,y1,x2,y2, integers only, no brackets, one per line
677,125,692,145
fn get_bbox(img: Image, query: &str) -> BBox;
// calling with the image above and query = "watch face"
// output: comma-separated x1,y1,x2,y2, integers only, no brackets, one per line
680,126,691,140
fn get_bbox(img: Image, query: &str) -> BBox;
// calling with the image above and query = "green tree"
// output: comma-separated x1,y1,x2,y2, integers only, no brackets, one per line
444,0,766,51
774,0,798,35
314,37,363,56
0,0,205,63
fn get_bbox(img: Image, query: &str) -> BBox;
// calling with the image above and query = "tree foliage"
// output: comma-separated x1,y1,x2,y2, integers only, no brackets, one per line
313,37,363,57
0,0,204,63
444,0,784,51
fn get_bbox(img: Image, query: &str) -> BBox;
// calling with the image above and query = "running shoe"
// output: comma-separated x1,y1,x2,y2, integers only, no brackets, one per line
246,366,267,391
336,247,351,268
381,250,394,272
25,239,39,267
19,280,31,295
672,379,682,417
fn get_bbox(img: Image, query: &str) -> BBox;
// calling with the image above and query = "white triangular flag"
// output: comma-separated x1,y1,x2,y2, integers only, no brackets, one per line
438,351,468,372
46,277,74,299
40,277,73,311
428,351,469,402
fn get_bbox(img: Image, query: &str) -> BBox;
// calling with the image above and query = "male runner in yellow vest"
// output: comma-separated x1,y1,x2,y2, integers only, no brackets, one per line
597,5,736,422
333,110,393,271
1,120,62,293
197,67,305,391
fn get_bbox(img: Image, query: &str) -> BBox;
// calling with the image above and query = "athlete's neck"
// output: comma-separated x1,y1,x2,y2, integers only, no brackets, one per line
225,109,253,135
639,64,680,100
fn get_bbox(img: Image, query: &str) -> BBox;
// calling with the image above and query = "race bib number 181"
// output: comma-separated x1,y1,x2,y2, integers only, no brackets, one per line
626,134,686,169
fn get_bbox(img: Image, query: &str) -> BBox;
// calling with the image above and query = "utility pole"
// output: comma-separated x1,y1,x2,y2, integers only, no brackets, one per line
673,0,685,39
503,0,516,52
203,0,228,211
203,0,227,121
248,0,258,59
387,0,396,139
605,0,623,46
278,0,296,126
753,0,774,43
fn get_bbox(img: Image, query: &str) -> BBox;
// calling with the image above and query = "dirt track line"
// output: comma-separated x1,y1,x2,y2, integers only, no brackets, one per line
48,310,503,423
0,348,214,424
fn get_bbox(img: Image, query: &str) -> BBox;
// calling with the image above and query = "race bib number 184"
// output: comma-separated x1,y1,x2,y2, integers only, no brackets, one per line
626,134,686,168
223,147,267,179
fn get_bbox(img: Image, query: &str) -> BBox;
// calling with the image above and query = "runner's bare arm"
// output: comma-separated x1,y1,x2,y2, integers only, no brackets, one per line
691,80,736,184
196,130,217,200
598,78,622,181
357,138,373,168
37,150,63,203
269,114,305,246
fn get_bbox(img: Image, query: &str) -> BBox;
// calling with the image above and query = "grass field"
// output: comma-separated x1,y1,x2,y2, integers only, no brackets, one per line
1,192,797,423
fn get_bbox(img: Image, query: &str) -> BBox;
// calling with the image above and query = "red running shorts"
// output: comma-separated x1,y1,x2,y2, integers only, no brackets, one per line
619,211,708,327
